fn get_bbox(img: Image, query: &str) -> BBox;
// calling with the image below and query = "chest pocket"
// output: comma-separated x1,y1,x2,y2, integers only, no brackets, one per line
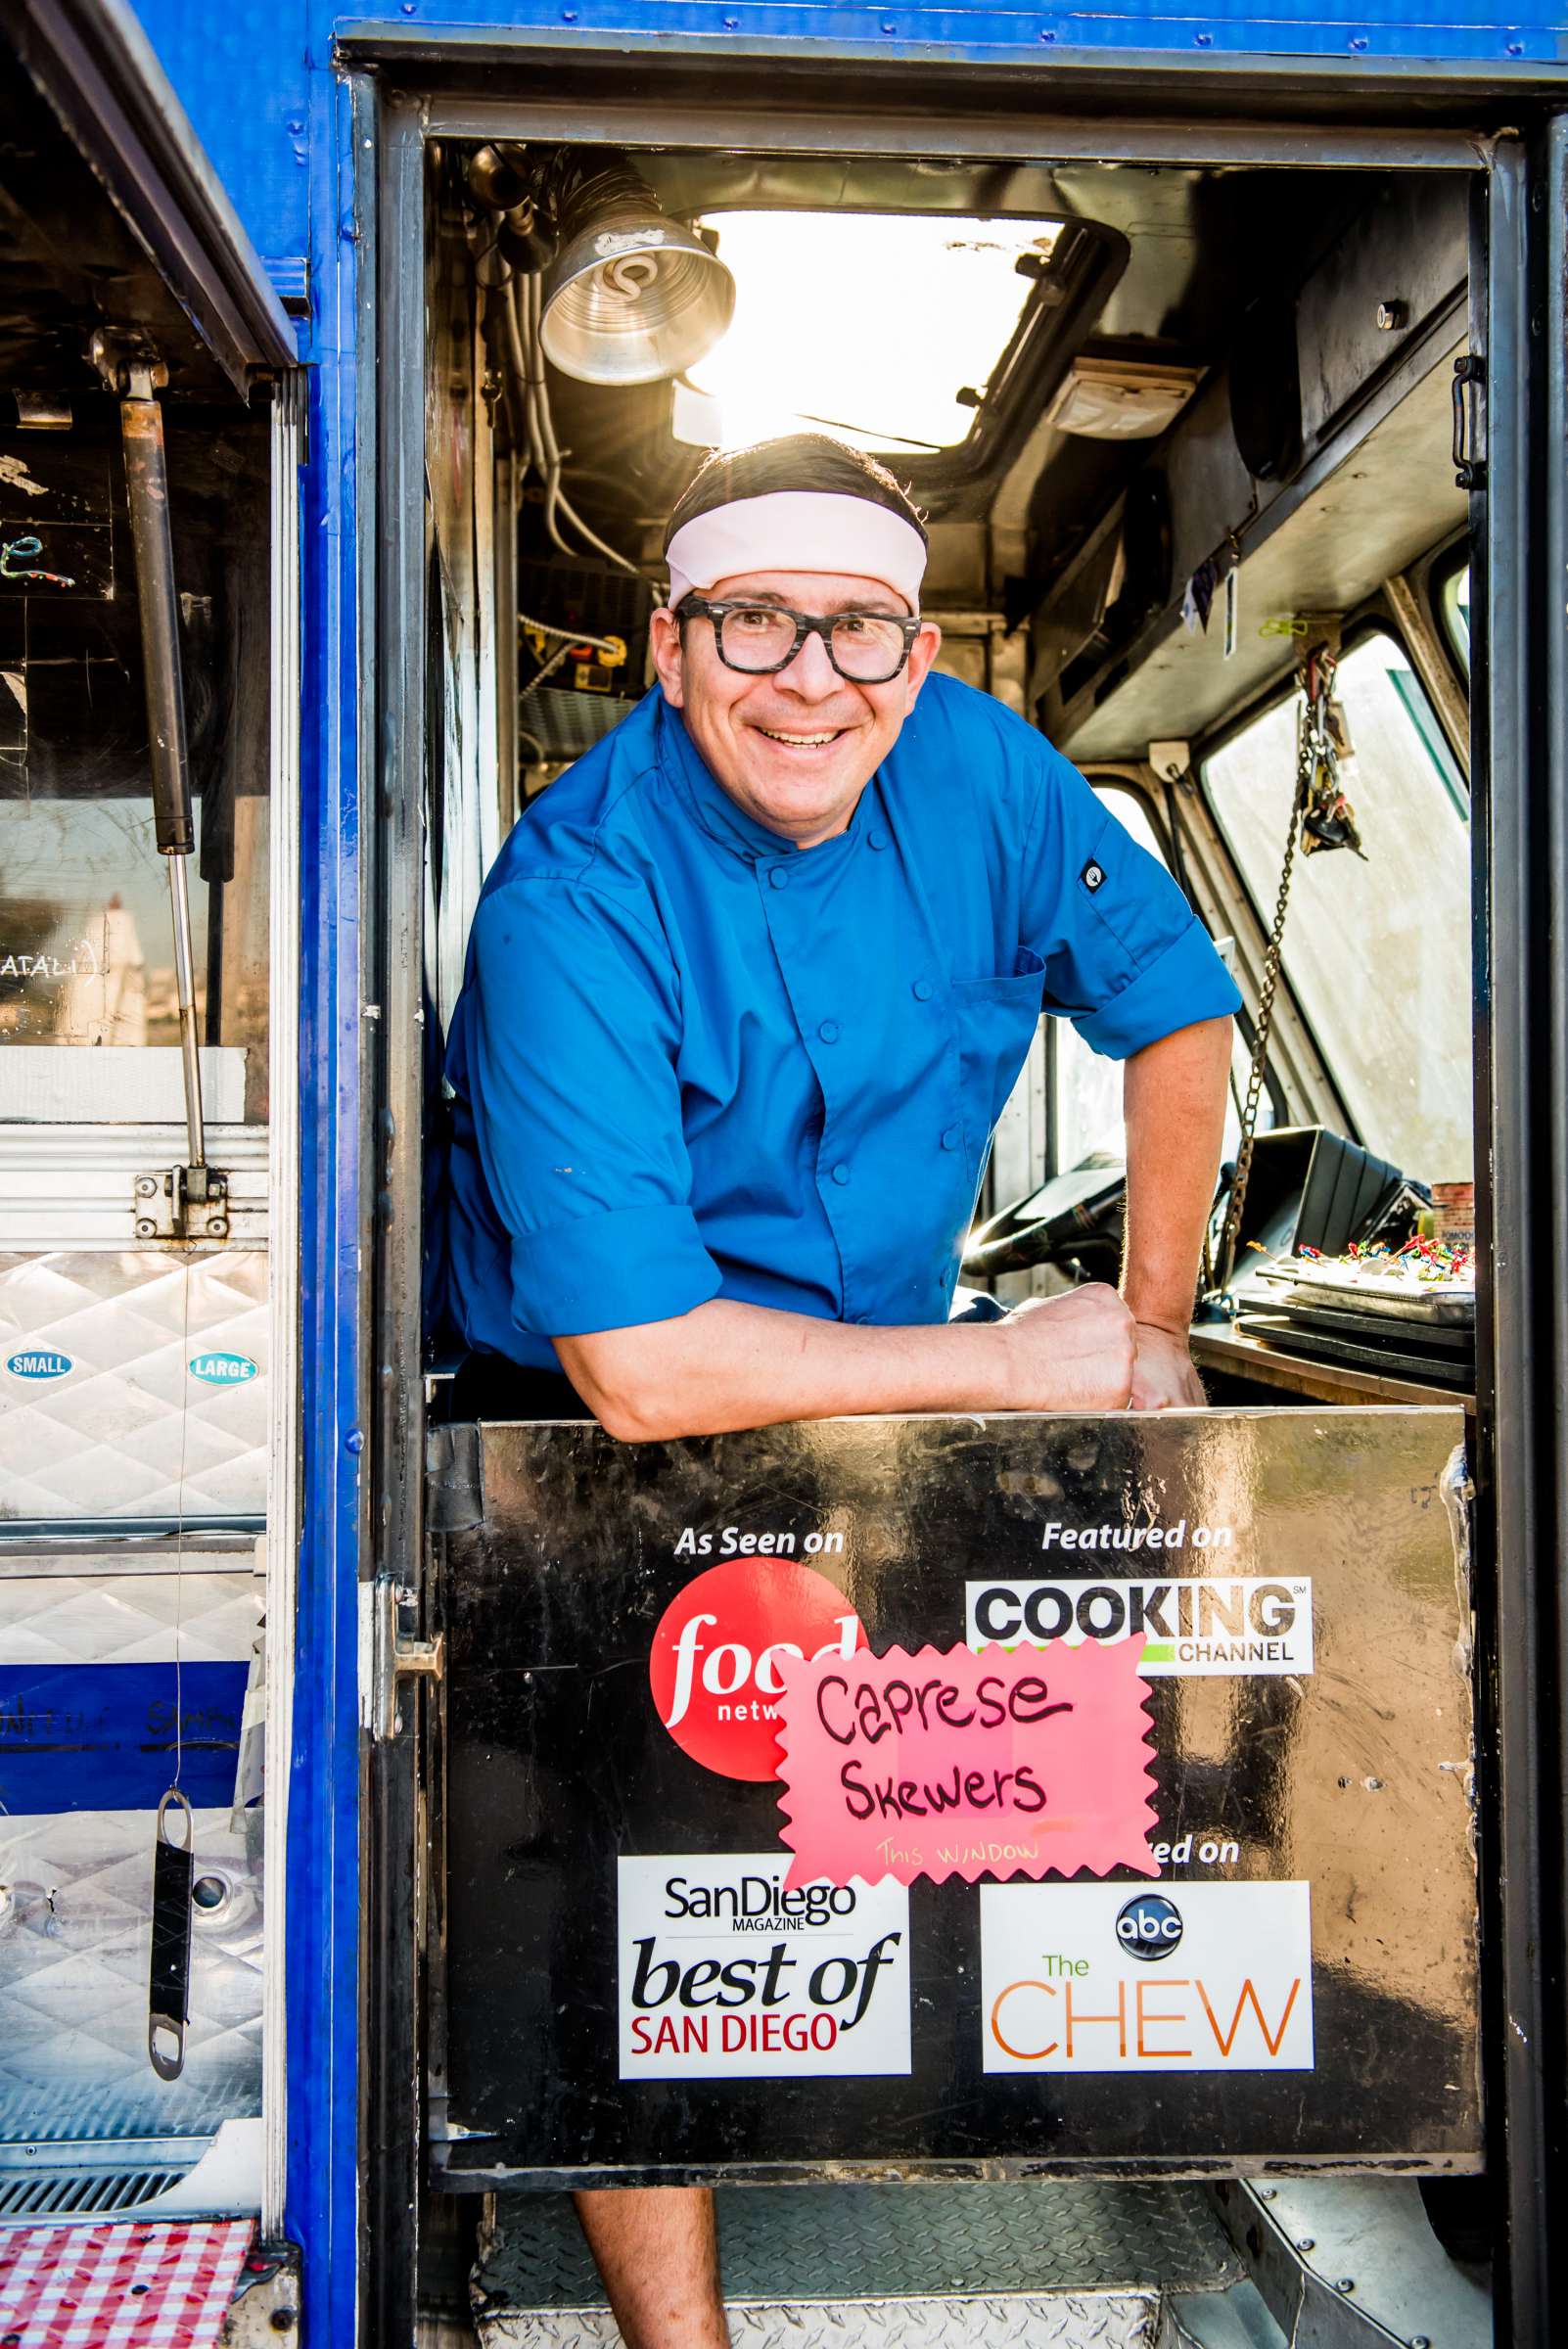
950,948,1047,1139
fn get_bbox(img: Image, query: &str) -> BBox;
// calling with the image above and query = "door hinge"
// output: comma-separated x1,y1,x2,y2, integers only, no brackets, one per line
133,1164,230,1241
1453,353,1487,490
366,1574,444,1743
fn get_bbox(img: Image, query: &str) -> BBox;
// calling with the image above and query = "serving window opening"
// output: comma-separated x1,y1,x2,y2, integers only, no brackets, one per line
420,138,1476,1419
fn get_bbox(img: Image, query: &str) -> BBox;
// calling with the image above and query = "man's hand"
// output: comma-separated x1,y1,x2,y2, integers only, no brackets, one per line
994,1284,1136,1413
1130,1320,1206,1410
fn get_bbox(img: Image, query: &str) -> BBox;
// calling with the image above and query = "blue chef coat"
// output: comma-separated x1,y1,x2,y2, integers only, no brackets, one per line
442,672,1240,1368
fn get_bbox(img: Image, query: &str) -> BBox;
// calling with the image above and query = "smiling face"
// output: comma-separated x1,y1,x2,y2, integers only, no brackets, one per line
650,569,942,849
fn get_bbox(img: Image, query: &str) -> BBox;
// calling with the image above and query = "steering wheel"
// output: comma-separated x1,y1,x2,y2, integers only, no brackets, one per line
961,1154,1129,1286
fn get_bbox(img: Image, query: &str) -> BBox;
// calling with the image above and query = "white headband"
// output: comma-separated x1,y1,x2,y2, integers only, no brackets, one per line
666,490,927,615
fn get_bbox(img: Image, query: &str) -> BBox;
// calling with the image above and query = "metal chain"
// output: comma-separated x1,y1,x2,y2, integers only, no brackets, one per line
1217,656,1320,1284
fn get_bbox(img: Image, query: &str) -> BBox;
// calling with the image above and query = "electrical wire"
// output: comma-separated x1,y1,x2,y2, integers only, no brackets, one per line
520,641,575,700
505,275,655,590
517,609,626,659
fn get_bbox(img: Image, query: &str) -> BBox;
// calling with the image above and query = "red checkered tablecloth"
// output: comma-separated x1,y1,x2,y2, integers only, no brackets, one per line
0,2219,255,2348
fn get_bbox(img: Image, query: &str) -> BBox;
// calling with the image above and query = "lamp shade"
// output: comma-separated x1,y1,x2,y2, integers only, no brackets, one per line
540,164,735,387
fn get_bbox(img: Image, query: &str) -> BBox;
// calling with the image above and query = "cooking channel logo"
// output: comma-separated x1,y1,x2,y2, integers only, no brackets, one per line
648,1557,866,1779
618,1855,911,2079
980,1880,1314,2074
965,1575,1314,1677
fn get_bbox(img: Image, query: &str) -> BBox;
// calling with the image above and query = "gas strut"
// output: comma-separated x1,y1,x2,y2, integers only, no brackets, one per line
92,332,226,1237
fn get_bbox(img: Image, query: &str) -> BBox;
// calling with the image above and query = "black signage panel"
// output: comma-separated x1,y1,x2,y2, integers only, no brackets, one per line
436,1408,1479,2185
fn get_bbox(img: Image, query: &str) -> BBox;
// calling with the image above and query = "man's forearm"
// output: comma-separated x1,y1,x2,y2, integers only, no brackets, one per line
558,1301,1008,1440
556,1282,1136,1442
1120,1016,1233,1334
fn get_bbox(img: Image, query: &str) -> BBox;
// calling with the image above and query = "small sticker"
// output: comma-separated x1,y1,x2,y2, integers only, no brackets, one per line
1082,859,1105,893
189,1352,258,1387
5,1350,71,1380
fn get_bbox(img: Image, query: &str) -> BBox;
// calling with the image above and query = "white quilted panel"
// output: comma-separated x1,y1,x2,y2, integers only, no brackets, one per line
0,1809,262,2142
0,1572,261,1667
0,1254,268,1520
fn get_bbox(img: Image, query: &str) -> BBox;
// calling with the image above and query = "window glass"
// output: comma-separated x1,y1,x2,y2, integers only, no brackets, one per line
673,212,1063,454
1439,558,1471,678
1202,632,1472,1182
1051,788,1251,1174
0,418,271,1122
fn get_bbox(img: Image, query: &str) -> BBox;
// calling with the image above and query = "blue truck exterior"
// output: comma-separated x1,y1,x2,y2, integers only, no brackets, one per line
120,0,1568,2335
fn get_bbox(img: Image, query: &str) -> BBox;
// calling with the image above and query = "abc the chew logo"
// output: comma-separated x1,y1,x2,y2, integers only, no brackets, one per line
648,1558,866,1780
981,1882,1314,2073
1116,1893,1183,1960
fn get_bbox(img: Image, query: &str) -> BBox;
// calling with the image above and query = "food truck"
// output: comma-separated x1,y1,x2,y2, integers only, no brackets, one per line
0,0,1563,2341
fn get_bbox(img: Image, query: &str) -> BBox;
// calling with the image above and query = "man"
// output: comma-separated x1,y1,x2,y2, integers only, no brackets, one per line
442,433,1240,2345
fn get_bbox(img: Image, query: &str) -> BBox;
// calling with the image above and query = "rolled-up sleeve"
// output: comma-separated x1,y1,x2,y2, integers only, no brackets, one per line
1022,747,1241,1058
466,879,722,1336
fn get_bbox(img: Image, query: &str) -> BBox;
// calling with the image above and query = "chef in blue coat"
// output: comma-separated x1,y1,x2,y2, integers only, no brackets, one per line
441,432,1239,2346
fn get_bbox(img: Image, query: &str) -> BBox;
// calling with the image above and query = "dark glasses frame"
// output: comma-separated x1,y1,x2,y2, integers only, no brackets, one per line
676,595,923,683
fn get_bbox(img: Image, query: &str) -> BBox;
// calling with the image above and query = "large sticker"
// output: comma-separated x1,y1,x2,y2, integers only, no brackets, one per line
774,1641,1157,1888
966,1575,1314,1678
648,1556,866,1781
618,1854,910,2079
981,1880,1314,2073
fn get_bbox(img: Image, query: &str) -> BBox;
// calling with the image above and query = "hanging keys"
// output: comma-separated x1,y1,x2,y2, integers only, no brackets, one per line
1297,649,1368,860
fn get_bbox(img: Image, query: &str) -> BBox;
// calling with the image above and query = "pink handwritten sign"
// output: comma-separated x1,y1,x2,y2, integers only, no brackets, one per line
773,1641,1158,1889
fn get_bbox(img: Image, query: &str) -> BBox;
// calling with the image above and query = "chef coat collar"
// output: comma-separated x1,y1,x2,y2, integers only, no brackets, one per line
658,697,873,867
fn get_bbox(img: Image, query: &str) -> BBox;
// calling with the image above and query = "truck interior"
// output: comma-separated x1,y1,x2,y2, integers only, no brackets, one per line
409,119,1484,2341
420,139,1473,1402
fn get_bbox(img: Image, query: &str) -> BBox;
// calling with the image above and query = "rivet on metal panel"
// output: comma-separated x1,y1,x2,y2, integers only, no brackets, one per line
1193,28,1212,42
1507,38,1523,53
1038,25,1056,37
346,1427,365,1454
1411,2336,1433,2347
1349,32,1368,48
1337,2278,1356,2293
1298,2236,1314,2252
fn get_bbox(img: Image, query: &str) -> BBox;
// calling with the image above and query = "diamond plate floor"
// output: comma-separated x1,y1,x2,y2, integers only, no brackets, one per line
475,2183,1242,2347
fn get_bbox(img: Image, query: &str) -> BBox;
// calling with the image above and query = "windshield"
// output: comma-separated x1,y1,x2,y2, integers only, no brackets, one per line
1202,631,1472,1183
672,211,1063,454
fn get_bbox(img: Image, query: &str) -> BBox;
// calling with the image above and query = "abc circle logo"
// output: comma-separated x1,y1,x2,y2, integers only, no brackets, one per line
648,1558,865,1782
1115,1892,1184,1961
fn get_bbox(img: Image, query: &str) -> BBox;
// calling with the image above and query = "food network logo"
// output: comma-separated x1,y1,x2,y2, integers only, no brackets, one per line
648,1557,866,1780
965,1576,1313,1678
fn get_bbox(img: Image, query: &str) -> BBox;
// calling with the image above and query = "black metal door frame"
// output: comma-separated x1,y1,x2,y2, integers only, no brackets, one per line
355,55,1568,2347
1468,122,1568,2349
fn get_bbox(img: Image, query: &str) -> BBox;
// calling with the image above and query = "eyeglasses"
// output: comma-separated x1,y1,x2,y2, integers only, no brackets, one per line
679,597,921,684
